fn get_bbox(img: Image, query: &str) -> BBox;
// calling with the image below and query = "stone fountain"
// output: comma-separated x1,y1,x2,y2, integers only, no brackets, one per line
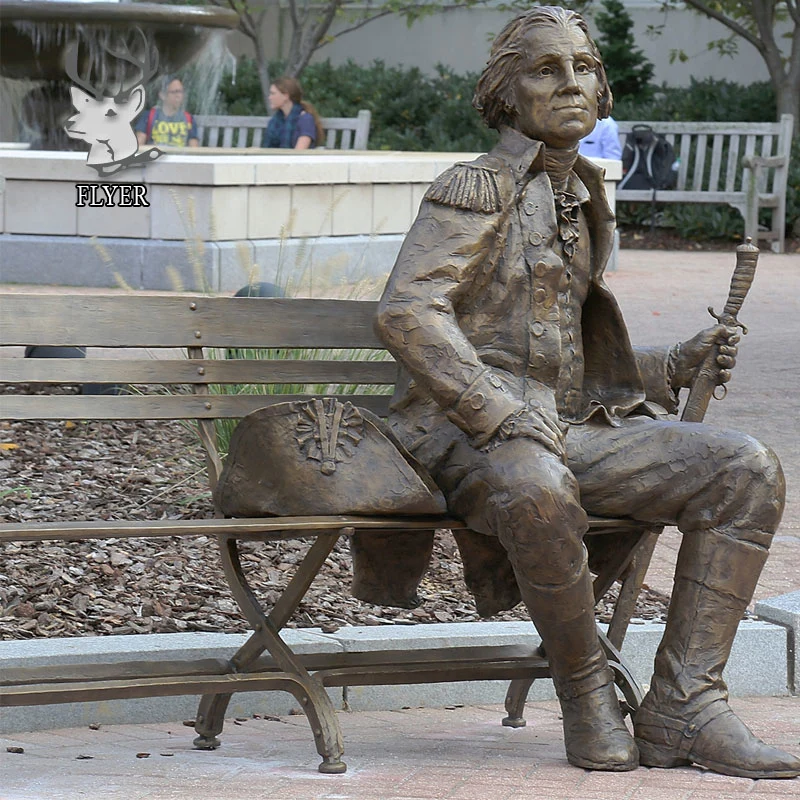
0,1,239,147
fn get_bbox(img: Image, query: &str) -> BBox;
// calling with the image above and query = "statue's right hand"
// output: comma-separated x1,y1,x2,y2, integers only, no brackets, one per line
484,404,567,462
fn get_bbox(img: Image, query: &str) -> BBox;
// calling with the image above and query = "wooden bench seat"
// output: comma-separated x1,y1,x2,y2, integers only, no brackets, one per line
195,111,372,150
617,115,794,253
0,294,657,774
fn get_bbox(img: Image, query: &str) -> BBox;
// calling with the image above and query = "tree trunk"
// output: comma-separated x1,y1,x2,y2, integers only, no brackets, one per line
253,37,272,114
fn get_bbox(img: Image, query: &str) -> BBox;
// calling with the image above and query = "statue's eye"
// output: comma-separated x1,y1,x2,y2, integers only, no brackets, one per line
537,65,555,77
105,108,117,118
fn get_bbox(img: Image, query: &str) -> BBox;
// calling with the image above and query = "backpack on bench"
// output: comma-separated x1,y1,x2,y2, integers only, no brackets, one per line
618,124,678,192
618,124,679,230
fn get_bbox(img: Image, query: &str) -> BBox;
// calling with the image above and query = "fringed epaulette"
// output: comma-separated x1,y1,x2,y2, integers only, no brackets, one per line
424,163,501,214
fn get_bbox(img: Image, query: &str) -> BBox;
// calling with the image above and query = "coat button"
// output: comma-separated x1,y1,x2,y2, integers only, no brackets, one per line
523,200,538,215
530,321,545,337
533,288,547,304
469,392,486,410
530,353,548,369
528,231,543,246
534,260,548,277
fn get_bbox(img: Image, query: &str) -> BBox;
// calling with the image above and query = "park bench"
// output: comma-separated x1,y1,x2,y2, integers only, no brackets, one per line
0,294,659,774
616,114,794,253
194,110,372,150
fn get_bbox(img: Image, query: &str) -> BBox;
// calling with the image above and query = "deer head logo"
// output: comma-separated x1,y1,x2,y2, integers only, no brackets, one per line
64,30,163,176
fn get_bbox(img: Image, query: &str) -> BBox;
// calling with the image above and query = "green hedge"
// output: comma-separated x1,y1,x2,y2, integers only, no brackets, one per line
217,61,796,238
218,58,497,152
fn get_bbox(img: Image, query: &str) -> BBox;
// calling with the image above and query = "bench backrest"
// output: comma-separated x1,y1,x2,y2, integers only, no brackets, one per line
195,110,372,150
616,115,793,196
0,295,394,487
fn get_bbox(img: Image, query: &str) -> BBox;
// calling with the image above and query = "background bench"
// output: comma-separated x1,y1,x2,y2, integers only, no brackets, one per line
0,294,656,773
617,114,794,253
195,110,371,150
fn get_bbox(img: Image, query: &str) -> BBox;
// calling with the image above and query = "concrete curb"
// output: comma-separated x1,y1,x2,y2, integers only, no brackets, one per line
0,608,791,734
755,590,800,694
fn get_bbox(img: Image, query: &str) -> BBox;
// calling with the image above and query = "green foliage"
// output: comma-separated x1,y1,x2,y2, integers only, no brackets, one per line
218,57,497,152
592,0,654,103
612,77,777,123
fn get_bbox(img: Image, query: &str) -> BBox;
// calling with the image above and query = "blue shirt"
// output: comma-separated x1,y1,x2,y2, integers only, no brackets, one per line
579,116,622,160
261,106,317,148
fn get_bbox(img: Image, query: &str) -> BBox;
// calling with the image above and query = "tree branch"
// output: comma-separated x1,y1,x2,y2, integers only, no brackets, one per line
680,0,764,53
324,2,475,42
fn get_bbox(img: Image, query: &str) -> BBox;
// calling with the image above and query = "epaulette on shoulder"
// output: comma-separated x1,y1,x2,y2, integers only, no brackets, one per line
424,162,501,214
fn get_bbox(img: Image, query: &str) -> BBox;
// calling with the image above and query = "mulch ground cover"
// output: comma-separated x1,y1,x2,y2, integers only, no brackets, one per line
0,385,672,640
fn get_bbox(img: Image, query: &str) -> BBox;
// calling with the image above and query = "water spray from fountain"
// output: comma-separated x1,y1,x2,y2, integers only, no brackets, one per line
0,1,239,149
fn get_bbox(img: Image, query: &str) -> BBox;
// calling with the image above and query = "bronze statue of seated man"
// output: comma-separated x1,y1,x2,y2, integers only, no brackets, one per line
371,6,799,779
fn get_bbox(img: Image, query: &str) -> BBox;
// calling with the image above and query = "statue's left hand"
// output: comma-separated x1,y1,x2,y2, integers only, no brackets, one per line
671,324,739,390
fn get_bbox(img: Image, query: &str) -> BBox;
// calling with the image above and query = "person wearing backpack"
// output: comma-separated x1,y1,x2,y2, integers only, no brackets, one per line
135,76,199,148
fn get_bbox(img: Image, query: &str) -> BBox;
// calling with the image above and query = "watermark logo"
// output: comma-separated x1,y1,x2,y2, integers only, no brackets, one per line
64,30,163,177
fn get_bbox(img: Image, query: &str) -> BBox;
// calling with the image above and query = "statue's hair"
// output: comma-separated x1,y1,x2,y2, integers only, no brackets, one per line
473,6,612,130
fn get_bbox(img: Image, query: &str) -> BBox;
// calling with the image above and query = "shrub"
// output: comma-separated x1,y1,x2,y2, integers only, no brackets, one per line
217,57,496,152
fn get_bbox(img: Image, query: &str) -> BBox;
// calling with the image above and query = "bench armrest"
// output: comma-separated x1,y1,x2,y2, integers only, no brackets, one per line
741,155,788,169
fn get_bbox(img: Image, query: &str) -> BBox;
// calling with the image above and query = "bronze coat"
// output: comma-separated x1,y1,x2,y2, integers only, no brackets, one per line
357,128,676,610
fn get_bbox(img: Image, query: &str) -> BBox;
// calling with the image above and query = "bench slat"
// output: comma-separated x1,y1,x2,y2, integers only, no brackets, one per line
708,134,724,192
0,515,466,543
1,358,397,386
0,296,383,349
0,392,392,420
0,514,637,543
725,134,740,193
692,133,707,190
613,190,747,204
677,134,692,190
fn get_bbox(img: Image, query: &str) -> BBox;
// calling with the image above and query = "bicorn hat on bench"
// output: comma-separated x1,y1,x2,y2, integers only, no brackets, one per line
214,398,447,518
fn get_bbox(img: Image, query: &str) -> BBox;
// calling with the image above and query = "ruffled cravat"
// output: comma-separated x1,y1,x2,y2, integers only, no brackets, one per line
544,145,581,262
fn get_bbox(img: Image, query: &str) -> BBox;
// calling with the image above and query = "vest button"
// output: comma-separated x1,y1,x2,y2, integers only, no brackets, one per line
530,321,545,337
523,200,538,215
534,260,548,277
533,288,547,304
528,231,543,246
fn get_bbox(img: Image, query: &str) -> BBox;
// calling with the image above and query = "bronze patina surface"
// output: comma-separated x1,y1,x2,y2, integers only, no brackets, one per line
373,6,799,779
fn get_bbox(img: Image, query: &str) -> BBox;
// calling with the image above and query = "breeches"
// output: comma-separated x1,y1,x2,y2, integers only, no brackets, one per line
432,416,785,586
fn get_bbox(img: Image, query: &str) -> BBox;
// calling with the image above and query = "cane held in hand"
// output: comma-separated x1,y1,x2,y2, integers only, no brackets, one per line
681,238,759,423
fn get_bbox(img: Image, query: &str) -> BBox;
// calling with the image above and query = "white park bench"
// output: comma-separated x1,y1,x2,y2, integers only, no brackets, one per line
616,115,794,253
195,110,371,150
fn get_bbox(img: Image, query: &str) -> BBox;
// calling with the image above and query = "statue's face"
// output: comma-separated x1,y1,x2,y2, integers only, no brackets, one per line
512,24,599,148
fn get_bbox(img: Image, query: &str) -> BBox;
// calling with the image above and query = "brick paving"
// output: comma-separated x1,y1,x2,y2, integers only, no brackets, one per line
2,699,798,799
2,248,800,798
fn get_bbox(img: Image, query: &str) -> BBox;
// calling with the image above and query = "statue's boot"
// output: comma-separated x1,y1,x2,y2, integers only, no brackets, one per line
518,554,638,771
634,529,800,778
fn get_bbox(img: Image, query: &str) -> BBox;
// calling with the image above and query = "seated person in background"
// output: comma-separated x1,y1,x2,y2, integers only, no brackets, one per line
579,114,621,160
261,77,324,150
135,77,199,147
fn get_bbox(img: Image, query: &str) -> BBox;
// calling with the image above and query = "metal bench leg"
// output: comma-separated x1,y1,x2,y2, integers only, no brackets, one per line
502,677,536,727
195,531,347,773
598,630,644,717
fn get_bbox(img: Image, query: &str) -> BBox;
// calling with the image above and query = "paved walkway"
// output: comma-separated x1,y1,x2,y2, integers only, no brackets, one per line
3,699,799,799
2,249,800,798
